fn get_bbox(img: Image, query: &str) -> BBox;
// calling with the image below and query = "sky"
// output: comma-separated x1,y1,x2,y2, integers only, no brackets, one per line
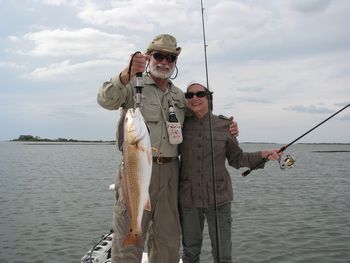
0,0,349,143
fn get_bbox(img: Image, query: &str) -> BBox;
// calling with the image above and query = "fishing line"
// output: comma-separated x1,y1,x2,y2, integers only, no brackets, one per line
242,103,350,177
200,0,222,261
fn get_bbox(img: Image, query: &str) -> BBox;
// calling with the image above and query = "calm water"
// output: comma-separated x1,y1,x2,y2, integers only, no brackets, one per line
0,141,349,263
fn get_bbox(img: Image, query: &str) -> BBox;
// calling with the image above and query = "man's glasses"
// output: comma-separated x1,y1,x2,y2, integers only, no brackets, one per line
152,52,177,63
185,91,208,99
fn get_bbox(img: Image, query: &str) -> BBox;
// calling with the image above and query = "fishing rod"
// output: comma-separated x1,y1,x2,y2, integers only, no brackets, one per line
134,72,143,108
200,0,222,261
242,103,350,177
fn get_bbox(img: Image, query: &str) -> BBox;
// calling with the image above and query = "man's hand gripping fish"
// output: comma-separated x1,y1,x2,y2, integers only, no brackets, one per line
121,108,152,246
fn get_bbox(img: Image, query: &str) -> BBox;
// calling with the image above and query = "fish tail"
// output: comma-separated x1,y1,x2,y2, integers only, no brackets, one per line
122,229,143,247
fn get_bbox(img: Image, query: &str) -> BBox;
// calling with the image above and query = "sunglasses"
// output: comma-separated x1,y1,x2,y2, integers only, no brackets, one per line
185,91,208,99
152,52,177,63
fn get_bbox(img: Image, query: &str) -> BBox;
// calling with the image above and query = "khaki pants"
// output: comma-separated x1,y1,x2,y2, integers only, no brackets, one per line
111,159,181,263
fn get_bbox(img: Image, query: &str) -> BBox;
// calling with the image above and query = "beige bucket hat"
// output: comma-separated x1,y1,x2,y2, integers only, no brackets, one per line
146,34,181,55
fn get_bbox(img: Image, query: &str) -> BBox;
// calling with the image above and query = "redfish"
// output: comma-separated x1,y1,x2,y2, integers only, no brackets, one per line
121,108,152,247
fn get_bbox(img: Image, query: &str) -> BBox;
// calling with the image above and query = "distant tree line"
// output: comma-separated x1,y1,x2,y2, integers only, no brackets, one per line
12,135,80,142
12,135,115,144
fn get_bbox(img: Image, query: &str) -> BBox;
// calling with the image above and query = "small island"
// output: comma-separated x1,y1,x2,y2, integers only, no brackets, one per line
11,135,114,143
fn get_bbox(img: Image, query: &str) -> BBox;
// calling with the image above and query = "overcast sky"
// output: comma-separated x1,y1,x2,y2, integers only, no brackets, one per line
1,0,349,143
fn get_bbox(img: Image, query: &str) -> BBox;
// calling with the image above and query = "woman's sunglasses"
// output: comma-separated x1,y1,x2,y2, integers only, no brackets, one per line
185,91,208,99
152,52,177,63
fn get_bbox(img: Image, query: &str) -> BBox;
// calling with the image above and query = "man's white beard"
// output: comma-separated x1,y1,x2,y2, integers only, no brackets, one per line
149,62,175,80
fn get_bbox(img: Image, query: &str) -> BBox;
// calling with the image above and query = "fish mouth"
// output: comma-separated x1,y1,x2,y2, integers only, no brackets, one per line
124,108,146,144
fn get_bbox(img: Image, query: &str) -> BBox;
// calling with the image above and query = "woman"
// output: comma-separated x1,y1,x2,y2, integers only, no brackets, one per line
179,82,280,263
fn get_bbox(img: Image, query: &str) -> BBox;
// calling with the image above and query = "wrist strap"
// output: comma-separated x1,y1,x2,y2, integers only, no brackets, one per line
127,51,141,82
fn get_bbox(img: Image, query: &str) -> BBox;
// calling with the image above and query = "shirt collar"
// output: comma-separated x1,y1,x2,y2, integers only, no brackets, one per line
145,73,178,94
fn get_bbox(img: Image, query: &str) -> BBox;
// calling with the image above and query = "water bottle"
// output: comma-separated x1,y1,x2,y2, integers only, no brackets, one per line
168,104,178,122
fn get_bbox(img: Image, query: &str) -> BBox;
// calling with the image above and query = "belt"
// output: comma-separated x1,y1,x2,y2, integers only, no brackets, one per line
153,156,178,165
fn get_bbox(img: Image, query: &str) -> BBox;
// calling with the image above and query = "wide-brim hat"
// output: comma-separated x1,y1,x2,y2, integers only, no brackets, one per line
146,34,181,56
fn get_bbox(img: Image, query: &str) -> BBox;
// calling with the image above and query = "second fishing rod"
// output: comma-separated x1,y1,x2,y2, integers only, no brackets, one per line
200,0,222,262
242,103,350,177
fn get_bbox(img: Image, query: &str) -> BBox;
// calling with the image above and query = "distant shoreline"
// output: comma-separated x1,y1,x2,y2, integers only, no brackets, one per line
11,139,115,143
10,135,115,143
16,142,116,146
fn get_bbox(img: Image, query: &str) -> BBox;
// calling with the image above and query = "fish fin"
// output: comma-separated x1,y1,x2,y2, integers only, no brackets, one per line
122,231,143,247
136,142,146,152
139,144,146,152
147,148,152,163
152,147,158,153
144,196,151,211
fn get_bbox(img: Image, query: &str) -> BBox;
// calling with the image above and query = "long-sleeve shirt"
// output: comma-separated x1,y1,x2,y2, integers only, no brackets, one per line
179,113,264,208
97,73,187,157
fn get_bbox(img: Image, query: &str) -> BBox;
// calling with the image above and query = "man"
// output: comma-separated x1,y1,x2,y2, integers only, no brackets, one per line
97,34,238,263
179,82,281,263
98,34,185,263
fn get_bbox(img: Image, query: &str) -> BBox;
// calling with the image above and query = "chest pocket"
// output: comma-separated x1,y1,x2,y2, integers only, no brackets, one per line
141,96,161,123
142,103,161,123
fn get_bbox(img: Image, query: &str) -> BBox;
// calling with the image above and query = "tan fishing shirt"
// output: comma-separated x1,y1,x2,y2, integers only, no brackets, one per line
179,113,264,208
97,73,186,157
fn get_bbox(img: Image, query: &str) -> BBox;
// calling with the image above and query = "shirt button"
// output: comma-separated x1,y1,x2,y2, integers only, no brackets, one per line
197,156,201,161
198,133,202,137
197,144,201,148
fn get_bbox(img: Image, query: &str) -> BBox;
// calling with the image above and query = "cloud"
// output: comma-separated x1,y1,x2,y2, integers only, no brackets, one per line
339,114,350,121
0,61,25,69
283,104,333,114
235,86,264,93
8,35,21,42
289,0,331,13
1,0,349,142
335,102,350,108
204,0,350,61
78,6,154,31
78,0,197,33
222,96,270,110
23,59,116,80
34,0,81,7
208,1,272,40
23,28,135,58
